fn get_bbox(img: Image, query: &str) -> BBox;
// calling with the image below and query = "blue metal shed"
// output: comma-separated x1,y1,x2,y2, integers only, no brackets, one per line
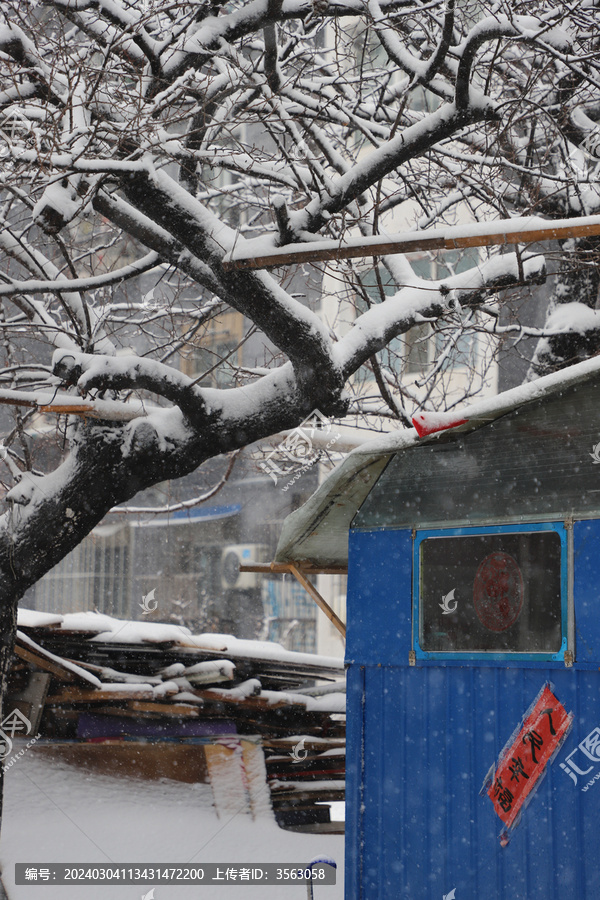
276,358,600,900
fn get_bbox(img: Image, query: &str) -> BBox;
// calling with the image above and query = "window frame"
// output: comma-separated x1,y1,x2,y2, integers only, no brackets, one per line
412,522,569,663
352,251,481,383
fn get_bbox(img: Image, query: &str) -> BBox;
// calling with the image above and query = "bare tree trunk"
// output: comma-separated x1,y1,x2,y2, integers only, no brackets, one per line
0,589,18,831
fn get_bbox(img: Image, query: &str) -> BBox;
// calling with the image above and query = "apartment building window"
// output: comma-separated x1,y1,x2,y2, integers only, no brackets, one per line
31,525,131,616
183,311,244,388
354,250,479,380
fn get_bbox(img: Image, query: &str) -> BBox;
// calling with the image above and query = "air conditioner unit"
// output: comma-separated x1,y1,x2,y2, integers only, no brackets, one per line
221,544,268,590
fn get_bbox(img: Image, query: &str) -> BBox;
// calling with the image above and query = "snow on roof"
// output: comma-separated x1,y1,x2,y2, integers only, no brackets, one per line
16,608,64,629
16,608,344,670
274,354,600,567
89,620,194,645
15,608,345,723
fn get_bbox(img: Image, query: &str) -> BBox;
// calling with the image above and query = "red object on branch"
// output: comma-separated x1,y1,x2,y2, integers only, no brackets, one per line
412,412,468,436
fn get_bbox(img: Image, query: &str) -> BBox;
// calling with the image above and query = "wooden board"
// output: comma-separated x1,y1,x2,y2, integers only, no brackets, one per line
283,822,344,834
31,741,208,783
222,213,600,270
15,645,78,683
8,672,51,733
46,688,156,703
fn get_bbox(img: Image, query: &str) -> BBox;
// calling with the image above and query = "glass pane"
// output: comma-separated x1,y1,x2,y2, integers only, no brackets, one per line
191,340,239,387
354,267,407,380
405,323,431,373
355,267,396,310
434,328,476,369
419,530,562,653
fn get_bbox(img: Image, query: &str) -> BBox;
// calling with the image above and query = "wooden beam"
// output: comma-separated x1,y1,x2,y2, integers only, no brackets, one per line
14,644,75,682
0,396,95,416
46,687,156,703
222,214,600,270
126,700,201,716
12,642,101,686
288,564,346,639
240,561,347,638
0,388,149,421
263,737,345,750
33,742,209,784
240,562,348,575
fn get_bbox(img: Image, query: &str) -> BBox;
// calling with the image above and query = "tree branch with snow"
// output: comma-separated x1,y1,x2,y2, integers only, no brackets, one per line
0,0,599,824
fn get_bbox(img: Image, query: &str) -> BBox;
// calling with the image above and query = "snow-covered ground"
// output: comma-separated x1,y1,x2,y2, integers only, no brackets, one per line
0,749,343,899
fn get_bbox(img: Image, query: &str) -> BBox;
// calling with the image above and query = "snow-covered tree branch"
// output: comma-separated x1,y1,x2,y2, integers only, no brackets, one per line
1,0,600,819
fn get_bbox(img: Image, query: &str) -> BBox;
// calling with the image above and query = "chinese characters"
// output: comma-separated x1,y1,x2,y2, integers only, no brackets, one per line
484,685,572,840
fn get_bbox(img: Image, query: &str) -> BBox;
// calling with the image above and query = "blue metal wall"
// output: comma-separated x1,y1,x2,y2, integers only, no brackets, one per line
345,523,600,900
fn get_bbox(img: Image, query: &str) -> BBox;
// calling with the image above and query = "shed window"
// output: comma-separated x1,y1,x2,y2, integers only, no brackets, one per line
416,528,564,656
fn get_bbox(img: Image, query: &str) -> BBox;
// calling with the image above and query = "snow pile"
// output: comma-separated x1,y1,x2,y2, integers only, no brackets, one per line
90,620,193,645
545,302,600,335
0,752,344,899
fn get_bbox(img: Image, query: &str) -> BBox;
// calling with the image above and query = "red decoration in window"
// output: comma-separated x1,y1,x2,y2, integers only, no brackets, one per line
473,551,524,632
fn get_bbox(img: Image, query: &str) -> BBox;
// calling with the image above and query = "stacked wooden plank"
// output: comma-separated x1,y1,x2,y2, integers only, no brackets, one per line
263,736,346,833
7,610,345,830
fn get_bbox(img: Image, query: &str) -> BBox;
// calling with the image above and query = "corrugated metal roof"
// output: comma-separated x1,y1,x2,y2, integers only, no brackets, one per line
274,454,391,566
275,354,600,566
